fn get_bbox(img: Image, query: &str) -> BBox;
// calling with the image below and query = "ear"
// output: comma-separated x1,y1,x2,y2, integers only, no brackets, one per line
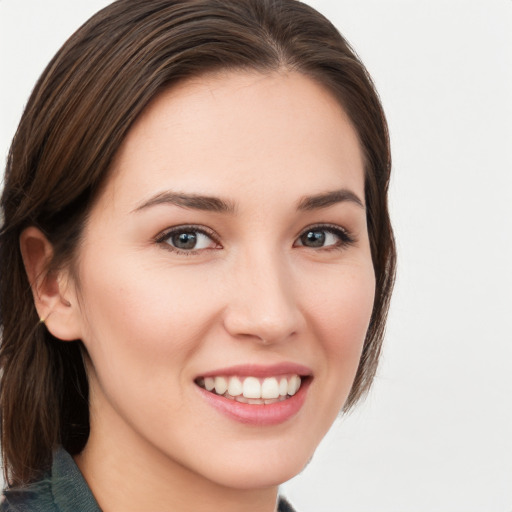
19,226,82,341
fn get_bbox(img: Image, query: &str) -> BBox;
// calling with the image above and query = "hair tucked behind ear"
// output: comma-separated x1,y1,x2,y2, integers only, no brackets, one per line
1,0,395,486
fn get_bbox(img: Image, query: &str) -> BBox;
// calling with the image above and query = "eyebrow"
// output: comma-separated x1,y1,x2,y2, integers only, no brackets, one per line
132,191,236,214
132,187,364,215
296,189,365,211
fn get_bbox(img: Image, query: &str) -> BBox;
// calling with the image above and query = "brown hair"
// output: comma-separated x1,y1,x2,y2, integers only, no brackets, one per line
0,0,395,487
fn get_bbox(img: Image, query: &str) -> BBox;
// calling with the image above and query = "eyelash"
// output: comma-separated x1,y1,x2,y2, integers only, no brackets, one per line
155,225,220,256
155,223,356,255
294,223,356,251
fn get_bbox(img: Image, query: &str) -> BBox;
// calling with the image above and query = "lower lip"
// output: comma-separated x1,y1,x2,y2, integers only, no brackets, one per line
197,378,311,426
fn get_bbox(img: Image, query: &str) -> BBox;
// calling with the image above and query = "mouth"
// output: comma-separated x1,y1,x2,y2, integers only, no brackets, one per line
195,374,304,405
194,363,312,425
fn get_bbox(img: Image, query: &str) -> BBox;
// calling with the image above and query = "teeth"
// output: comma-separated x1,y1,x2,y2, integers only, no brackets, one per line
288,375,301,396
227,376,243,397
243,377,261,399
261,377,279,399
279,377,288,396
199,374,304,401
214,376,228,395
205,377,215,391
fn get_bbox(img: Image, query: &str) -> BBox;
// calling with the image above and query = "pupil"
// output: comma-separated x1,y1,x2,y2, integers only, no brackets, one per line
172,232,197,249
303,231,325,247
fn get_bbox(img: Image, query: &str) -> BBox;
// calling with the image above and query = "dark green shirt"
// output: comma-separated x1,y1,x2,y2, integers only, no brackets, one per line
1,448,296,511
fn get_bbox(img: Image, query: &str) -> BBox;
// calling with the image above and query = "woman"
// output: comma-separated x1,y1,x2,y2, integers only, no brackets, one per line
0,0,395,510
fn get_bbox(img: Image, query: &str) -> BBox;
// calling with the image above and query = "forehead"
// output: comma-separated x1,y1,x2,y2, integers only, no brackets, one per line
104,70,365,211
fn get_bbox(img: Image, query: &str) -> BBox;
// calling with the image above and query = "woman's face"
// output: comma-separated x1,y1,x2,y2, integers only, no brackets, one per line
71,71,375,489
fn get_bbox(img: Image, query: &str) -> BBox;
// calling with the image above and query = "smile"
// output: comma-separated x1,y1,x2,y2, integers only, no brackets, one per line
196,375,302,404
195,364,312,425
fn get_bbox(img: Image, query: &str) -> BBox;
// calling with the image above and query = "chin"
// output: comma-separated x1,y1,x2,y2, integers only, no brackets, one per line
208,457,309,490
185,435,318,491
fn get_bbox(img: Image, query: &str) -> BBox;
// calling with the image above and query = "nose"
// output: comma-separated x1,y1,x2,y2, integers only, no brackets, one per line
222,249,304,345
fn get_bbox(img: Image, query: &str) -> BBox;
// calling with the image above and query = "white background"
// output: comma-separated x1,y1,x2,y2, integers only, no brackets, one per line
1,1,511,511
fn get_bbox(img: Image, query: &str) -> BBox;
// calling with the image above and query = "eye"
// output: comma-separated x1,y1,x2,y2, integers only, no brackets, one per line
295,225,354,250
156,226,219,254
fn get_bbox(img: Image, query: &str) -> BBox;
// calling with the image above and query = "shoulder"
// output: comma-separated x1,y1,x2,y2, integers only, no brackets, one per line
1,448,100,512
1,478,55,512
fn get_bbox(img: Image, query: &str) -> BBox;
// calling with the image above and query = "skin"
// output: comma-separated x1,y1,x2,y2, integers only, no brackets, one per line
22,71,375,512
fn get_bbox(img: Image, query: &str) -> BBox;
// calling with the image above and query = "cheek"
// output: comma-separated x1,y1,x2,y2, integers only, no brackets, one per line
305,263,375,393
286,262,375,451
76,251,218,387
307,263,375,348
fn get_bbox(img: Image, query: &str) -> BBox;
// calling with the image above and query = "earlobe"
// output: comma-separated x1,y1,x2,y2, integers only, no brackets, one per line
19,227,82,341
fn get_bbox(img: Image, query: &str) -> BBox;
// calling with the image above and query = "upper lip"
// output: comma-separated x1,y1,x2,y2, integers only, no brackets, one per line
198,362,313,379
